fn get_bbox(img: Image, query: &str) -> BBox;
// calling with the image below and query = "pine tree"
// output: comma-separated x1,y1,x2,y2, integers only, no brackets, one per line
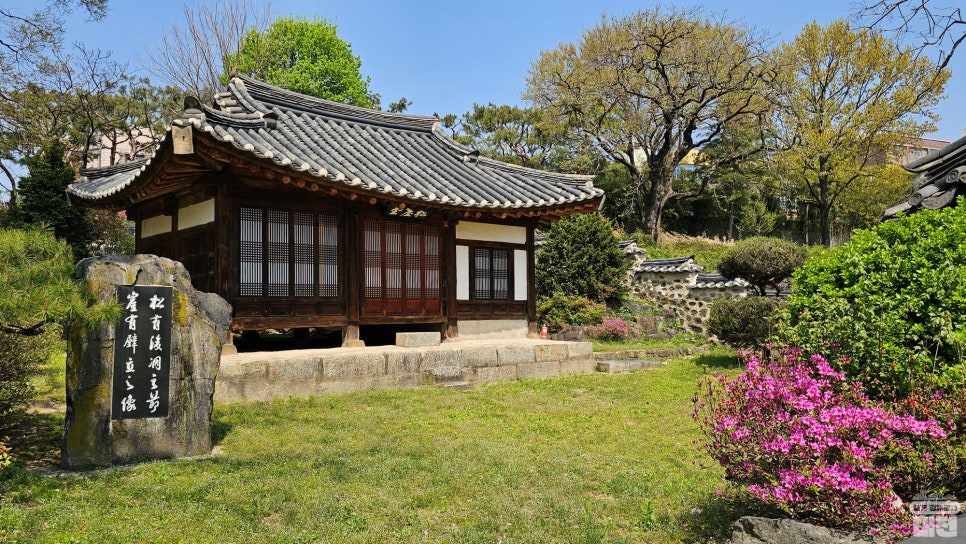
13,143,94,260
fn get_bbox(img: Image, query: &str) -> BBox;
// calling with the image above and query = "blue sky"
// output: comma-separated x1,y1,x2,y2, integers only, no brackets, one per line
52,0,966,141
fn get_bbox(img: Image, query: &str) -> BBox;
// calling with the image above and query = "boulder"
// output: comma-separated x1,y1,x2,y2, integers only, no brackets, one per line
62,255,231,468
729,517,886,544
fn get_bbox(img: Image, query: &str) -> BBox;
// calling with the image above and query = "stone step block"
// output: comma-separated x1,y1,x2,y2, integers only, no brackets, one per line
437,381,472,391
596,359,665,373
429,365,464,380
396,332,441,348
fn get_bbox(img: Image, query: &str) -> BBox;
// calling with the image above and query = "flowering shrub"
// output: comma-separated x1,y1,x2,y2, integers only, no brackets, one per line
693,347,958,540
586,317,631,340
0,441,10,472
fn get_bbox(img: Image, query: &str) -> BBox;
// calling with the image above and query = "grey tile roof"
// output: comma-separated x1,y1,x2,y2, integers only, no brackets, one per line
69,76,602,212
884,135,966,220
634,256,703,273
693,273,750,289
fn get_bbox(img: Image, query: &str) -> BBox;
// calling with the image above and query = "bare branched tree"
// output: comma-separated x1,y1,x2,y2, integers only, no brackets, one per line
141,0,273,102
860,1,965,69
0,0,108,202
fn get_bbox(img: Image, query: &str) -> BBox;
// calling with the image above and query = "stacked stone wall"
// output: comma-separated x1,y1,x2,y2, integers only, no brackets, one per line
628,268,749,336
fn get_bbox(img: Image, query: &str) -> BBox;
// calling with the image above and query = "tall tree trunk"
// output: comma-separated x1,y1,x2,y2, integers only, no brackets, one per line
638,171,669,242
727,199,736,240
0,162,17,205
819,177,831,246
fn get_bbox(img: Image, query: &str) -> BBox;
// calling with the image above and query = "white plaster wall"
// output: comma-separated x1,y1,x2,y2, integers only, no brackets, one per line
141,215,172,238
456,245,470,300
456,221,526,244
454,319,529,340
178,198,215,230
513,249,527,301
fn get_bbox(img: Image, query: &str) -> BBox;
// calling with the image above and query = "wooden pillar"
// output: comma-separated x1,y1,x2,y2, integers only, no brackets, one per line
164,195,179,260
131,207,143,253
443,218,458,339
343,201,361,346
526,222,537,334
214,174,236,302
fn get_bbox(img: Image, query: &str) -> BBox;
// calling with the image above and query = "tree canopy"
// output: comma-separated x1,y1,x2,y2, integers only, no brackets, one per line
526,6,776,241
10,143,94,260
773,20,948,246
229,16,378,108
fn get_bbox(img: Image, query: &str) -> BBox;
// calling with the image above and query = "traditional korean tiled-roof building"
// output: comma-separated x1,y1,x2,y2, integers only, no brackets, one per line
883,134,966,219
69,76,603,344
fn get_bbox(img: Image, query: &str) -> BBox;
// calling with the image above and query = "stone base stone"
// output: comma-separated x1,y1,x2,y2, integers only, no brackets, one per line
453,319,528,340
215,339,595,404
596,360,665,373
396,332,441,348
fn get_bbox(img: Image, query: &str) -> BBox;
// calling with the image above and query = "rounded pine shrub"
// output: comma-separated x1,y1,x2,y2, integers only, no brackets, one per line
536,213,628,306
779,200,966,399
708,296,786,348
718,237,807,296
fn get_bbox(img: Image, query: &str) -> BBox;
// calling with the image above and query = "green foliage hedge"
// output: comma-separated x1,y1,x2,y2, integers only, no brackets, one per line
536,213,628,306
718,236,807,296
708,296,786,349
779,201,966,398
536,293,606,332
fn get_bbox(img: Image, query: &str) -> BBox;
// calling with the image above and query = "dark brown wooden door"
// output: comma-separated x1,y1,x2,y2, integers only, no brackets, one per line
362,218,442,317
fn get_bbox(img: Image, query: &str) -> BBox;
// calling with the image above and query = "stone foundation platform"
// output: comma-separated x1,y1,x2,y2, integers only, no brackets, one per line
215,339,594,404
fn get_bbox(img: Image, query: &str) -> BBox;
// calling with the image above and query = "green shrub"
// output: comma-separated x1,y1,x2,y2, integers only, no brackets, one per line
718,237,807,296
10,143,95,260
0,331,55,427
0,228,119,428
536,293,606,332
536,213,628,306
708,296,786,349
778,200,966,399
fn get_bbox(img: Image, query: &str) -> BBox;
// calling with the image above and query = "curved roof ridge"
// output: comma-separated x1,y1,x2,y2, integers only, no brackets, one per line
79,158,150,179
230,75,439,131
428,126,595,185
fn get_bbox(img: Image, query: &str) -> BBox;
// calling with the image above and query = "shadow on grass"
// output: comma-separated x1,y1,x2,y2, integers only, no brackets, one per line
211,416,234,446
692,350,743,371
676,490,784,543
2,410,64,469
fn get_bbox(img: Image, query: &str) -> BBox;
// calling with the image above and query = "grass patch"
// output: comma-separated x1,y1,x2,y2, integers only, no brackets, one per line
592,333,708,352
1,355,746,543
28,351,66,406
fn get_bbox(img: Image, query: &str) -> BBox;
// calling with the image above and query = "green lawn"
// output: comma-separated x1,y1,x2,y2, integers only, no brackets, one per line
0,350,745,543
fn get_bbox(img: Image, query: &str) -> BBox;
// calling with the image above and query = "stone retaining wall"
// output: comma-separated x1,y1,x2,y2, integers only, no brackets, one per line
215,339,594,404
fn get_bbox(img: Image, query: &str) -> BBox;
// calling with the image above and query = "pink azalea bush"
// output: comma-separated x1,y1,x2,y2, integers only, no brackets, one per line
693,346,959,540
586,317,631,341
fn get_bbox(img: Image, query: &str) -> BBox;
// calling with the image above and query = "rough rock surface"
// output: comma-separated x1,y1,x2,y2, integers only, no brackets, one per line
729,517,886,544
62,255,231,468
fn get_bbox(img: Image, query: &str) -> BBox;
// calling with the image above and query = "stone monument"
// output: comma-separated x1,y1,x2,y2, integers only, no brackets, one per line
62,255,231,468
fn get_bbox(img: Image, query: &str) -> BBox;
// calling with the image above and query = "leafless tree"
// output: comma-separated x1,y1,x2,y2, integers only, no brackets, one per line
860,1,965,69
141,0,273,102
0,0,108,202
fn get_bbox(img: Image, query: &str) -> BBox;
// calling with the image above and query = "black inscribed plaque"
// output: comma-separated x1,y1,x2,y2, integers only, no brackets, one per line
111,285,172,420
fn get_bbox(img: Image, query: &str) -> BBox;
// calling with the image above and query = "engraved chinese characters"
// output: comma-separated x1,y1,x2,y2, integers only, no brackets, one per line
112,286,172,419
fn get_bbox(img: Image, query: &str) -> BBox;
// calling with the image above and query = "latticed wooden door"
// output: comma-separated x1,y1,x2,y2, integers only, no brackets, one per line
362,218,442,317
